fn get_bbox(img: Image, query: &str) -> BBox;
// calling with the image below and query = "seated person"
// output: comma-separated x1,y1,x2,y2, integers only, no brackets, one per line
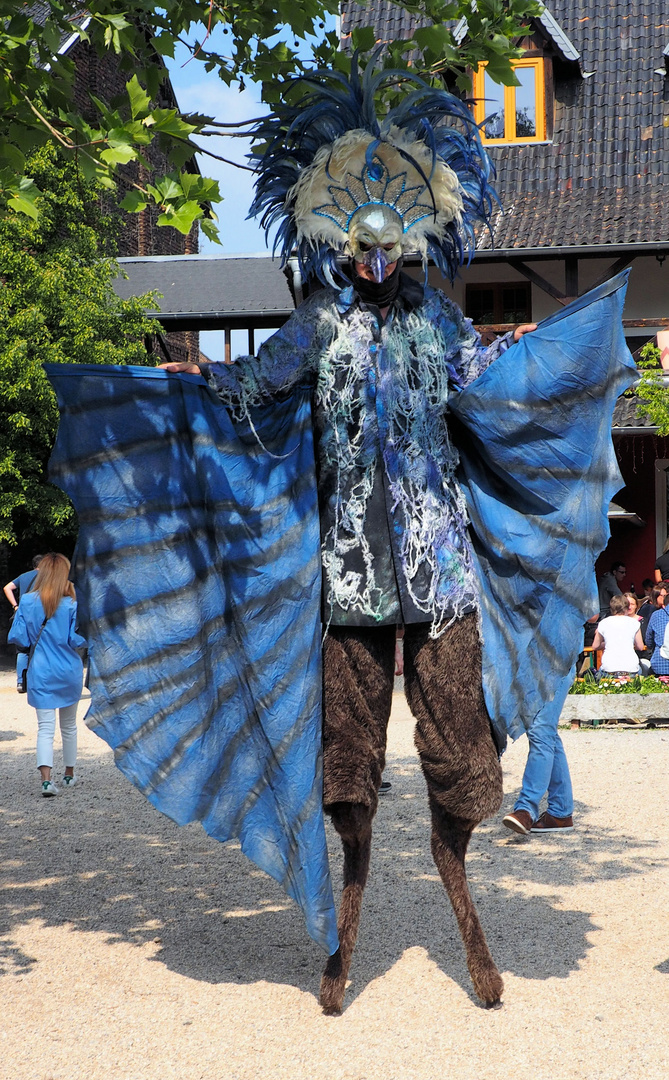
623,591,639,615
644,598,669,677
638,583,667,660
640,578,654,600
592,593,644,676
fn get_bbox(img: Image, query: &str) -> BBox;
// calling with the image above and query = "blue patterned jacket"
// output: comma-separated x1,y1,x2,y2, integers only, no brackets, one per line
205,274,510,630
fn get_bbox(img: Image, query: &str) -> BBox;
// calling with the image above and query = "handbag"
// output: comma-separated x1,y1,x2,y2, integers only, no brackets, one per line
17,616,48,694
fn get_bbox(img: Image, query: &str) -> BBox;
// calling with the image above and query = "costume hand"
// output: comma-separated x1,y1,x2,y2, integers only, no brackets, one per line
513,323,538,342
157,361,201,374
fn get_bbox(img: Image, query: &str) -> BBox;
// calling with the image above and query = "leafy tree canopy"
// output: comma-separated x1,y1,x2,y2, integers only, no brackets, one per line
1,0,543,241
0,143,157,550
635,341,669,436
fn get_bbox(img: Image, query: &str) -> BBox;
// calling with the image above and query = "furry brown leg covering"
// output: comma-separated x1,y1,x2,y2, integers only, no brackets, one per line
320,627,396,1014
404,615,504,1006
319,801,374,1015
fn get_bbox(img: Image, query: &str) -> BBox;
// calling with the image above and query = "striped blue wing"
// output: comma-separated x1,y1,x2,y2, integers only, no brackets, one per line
450,271,638,749
45,364,338,954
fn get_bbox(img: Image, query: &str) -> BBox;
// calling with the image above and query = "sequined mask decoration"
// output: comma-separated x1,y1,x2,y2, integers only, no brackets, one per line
313,157,434,281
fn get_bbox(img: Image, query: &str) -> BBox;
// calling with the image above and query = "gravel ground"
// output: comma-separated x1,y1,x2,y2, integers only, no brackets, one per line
2,664,669,1080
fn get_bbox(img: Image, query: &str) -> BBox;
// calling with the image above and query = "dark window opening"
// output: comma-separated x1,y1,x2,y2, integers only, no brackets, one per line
465,282,532,326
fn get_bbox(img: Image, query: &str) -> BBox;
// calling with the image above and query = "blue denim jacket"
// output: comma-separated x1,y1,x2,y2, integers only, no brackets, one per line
205,274,510,630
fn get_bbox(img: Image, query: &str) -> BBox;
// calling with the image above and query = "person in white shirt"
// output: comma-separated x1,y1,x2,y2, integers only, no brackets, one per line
592,593,644,674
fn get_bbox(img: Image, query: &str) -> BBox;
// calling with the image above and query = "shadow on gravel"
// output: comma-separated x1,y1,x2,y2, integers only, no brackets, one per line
0,746,664,1010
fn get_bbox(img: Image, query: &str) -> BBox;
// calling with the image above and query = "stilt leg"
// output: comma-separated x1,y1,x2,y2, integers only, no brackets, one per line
429,801,503,1005
320,626,395,1015
404,615,504,1005
320,801,374,1015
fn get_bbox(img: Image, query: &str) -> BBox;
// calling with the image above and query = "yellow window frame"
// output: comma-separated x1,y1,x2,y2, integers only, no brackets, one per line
473,57,546,144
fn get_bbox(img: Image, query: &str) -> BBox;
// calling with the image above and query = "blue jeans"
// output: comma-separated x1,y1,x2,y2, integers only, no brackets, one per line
514,713,573,821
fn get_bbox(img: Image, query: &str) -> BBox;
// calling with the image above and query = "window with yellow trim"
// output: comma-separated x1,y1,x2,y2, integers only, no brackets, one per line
473,58,546,144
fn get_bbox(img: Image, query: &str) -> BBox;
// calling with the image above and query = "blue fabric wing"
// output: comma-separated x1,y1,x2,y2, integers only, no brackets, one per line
45,364,338,955
450,271,638,748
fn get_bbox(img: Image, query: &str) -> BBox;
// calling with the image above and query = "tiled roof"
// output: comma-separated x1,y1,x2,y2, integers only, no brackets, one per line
612,394,654,429
479,186,669,250
341,2,669,249
113,256,295,324
341,0,429,42
23,3,90,54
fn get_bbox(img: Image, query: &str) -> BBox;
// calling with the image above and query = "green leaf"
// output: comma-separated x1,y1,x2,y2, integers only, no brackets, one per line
484,54,521,86
162,138,197,168
7,14,30,40
119,190,148,213
150,34,175,58
41,18,63,55
100,144,137,166
489,34,511,54
7,193,40,219
413,24,454,51
150,109,198,139
153,176,182,201
75,153,103,184
99,14,132,31
200,217,221,245
5,176,40,219
351,26,376,52
0,143,25,172
126,75,151,120
156,200,202,234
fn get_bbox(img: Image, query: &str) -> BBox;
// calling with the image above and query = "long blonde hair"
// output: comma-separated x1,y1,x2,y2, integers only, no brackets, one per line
34,553,76,618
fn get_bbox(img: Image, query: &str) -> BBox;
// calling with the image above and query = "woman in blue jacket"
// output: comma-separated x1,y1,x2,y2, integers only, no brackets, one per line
8,553,86,796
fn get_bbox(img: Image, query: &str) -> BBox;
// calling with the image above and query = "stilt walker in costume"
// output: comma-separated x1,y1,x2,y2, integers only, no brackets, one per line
45,59,636,1014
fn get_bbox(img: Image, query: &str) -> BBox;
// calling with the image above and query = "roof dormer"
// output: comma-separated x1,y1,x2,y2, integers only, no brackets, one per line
469,6,580,146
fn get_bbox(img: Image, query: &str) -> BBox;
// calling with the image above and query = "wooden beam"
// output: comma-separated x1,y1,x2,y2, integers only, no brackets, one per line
508,259,569,305
474,318,669,333
474,324,517,334
589,254,637,292
224,325,232,364
622,318,669,328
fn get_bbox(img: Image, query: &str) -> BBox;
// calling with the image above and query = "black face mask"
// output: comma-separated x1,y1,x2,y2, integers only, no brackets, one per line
351,258,403,307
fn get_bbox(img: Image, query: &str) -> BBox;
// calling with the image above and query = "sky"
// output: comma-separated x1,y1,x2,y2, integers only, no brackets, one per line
164,20,337,256
163,23,337,359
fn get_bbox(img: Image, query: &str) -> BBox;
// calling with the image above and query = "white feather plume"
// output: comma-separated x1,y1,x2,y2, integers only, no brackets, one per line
289,127,464,257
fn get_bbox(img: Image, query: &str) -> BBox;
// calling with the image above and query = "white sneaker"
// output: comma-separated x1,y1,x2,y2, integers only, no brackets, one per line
61,775,77,789
41,780,58,797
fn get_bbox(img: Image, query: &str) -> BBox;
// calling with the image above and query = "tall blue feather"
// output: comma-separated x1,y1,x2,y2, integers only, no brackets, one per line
247,55,498,285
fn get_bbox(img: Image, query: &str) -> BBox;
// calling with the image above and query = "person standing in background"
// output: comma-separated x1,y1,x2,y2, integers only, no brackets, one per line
3,554,43,610
598,561,626,618
7,553,86,797
655,540,669,584
5,555,44,692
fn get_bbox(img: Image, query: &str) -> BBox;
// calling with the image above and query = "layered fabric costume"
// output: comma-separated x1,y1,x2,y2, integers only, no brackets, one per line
203,274,512,634
45,59,635,955
45,270,635,952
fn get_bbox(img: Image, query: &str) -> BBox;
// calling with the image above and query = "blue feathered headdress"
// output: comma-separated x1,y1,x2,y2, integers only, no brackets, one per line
248,54,498,286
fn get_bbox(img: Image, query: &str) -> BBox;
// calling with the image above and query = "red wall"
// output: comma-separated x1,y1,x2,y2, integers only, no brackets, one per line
595,434,669,591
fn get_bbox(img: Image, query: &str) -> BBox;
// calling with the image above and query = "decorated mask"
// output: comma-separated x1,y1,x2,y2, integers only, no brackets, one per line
248,56,497,287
